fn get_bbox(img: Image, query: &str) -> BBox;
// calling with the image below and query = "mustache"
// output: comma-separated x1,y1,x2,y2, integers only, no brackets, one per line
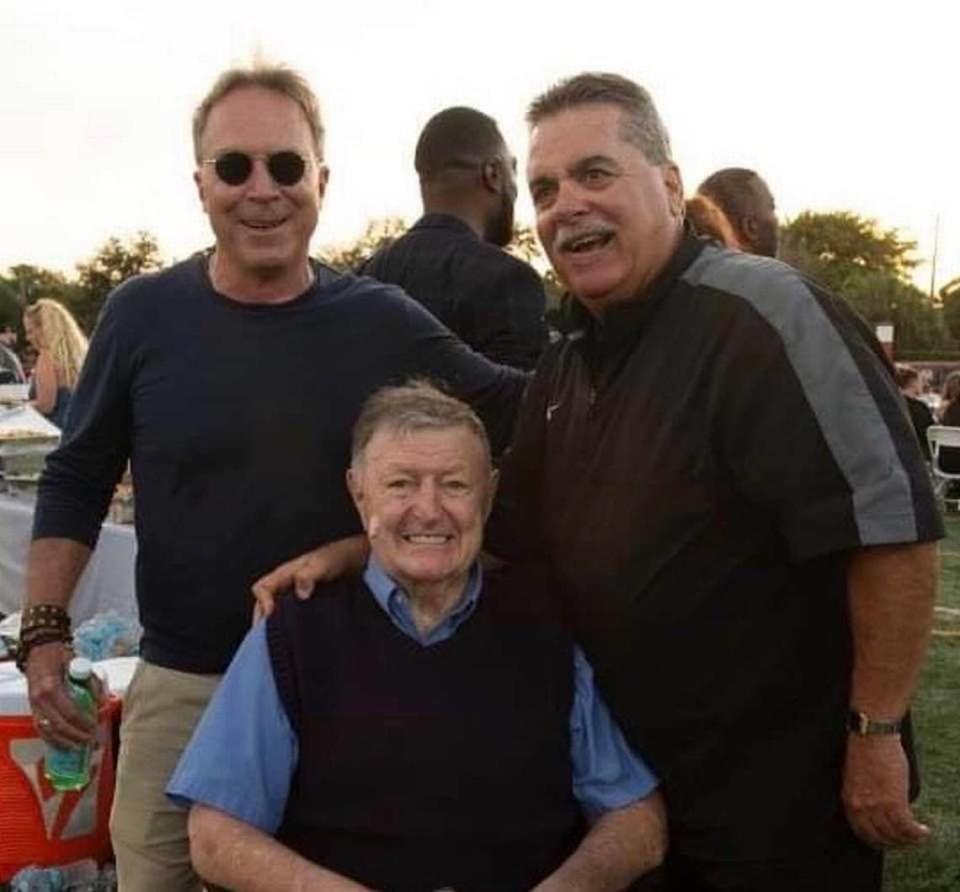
554,222,616,253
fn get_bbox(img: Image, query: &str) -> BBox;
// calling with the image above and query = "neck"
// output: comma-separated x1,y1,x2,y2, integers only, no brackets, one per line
422,196,486,241
589,221,685,320
208,251,315,305
404,575,470,635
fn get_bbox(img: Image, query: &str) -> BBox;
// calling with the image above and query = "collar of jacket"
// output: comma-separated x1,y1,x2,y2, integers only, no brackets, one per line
412,213,479,239
564,224,706,355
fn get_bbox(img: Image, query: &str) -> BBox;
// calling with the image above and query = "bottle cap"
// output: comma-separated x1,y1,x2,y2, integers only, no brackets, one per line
68,656,93,681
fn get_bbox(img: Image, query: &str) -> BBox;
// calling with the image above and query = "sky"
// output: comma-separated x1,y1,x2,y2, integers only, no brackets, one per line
1,0,957,294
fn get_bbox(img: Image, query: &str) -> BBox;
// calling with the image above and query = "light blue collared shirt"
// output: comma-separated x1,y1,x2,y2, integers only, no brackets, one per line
168,559,657,831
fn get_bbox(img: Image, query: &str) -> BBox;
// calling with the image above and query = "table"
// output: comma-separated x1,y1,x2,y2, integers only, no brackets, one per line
0,492,138,624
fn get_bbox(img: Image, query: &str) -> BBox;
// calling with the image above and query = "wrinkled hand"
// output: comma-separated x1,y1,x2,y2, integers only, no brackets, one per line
842,734,930,849
251,549,331,622
251,536,370,623
26,641,101,749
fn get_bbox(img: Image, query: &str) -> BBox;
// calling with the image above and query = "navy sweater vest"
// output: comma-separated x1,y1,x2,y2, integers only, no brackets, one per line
266,566,582,891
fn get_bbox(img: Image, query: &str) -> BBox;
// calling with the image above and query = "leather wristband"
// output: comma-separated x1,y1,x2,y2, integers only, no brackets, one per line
15,604,72,673
847,709,902,736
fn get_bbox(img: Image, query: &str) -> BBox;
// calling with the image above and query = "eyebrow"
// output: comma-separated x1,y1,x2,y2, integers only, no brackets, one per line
571,154,620,173
529,154,621,188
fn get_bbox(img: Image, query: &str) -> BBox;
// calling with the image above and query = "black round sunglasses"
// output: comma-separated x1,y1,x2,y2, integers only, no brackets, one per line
202,151,314,187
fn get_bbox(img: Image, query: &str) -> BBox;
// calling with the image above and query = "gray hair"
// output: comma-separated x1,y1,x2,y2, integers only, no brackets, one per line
526,71,672,164
192,62,325,163
350,381,491,468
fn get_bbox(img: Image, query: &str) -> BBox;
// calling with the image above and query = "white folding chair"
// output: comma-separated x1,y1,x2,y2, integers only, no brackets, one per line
926,425,960,509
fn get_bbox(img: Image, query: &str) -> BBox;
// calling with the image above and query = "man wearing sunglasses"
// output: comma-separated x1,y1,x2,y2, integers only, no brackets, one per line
21,62,526,891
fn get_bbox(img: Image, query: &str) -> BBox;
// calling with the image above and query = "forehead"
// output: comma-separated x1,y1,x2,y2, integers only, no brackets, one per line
527,103,637,176
200,86,313,155
363,425,487,470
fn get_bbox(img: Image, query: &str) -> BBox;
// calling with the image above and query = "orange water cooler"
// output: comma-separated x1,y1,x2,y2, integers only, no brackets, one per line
0,664,120,881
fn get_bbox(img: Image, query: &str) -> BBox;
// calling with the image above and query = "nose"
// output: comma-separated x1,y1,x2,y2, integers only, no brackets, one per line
551,177,589,222
245,157,281,199
410,480,443,522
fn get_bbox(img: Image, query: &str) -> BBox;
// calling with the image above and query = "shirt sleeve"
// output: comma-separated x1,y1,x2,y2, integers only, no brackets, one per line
386,287,529,457
569,646,658,819
166,622,298,833
708,265,942,558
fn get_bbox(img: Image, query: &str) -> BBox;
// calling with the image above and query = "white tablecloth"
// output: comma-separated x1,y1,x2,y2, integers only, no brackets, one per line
0,493,137,624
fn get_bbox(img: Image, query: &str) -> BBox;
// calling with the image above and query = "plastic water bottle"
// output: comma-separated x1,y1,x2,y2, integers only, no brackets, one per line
43,657,96,791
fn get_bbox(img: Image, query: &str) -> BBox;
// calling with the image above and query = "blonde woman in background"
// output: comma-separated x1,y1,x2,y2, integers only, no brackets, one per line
23,299,88,429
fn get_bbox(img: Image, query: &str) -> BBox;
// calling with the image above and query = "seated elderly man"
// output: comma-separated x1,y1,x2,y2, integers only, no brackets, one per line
167,382,665,891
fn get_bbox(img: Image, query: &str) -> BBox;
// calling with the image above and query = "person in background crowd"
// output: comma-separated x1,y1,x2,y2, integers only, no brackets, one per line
20,62,525,892
0,323,18,349
0,325,26,385
18,344,38,380
937,370,960,426
684,194,740,248
933,370,960,475
170,382,665,892
697,167,779,257
22,299,88,427
359,106,548,369
257,72,941,892
895,363,934,461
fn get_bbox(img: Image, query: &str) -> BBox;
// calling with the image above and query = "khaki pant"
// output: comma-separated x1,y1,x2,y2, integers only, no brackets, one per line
109,660,221,892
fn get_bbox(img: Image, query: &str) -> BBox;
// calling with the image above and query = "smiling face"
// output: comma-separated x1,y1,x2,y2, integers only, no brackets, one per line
194,85,327,295
347,424,497,598
527,103,684,316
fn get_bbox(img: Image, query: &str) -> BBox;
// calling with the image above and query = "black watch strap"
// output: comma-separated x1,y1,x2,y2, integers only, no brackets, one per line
848,709,902,736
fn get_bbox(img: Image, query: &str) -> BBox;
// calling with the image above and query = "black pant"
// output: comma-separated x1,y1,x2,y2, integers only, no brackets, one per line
632,828,883,892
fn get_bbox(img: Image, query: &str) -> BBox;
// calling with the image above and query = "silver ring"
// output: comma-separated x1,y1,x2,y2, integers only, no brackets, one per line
36,717,51,729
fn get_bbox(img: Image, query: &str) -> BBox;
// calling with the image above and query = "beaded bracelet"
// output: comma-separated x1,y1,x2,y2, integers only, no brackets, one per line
15,604,72,673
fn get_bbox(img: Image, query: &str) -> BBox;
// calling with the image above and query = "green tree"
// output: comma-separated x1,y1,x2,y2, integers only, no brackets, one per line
780,211,943,352
940,277,960,343
780,211,918,293
319,217,407,272
72,231,164,333
0,265,78,340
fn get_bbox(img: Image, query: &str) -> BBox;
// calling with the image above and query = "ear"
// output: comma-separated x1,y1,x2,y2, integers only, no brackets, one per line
346,466,367,527
194,168,209,214
662,163,685,219
741,214,760,242
480,158,502,195
316,163,330,204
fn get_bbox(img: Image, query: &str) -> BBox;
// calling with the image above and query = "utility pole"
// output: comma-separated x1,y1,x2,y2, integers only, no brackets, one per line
930,214,941,302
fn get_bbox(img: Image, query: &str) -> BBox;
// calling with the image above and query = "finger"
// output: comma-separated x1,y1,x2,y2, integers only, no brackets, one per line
36,704,93,748
847,809,887,850
251,559,298,603
32,671,98,738
880,804,930,847
294,568,317,598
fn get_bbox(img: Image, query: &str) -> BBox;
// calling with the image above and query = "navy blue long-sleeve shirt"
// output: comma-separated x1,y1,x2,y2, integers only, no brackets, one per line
34,255,526,673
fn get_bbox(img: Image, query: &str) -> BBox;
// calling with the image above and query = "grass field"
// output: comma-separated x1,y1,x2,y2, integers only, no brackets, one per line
885,515,960,891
